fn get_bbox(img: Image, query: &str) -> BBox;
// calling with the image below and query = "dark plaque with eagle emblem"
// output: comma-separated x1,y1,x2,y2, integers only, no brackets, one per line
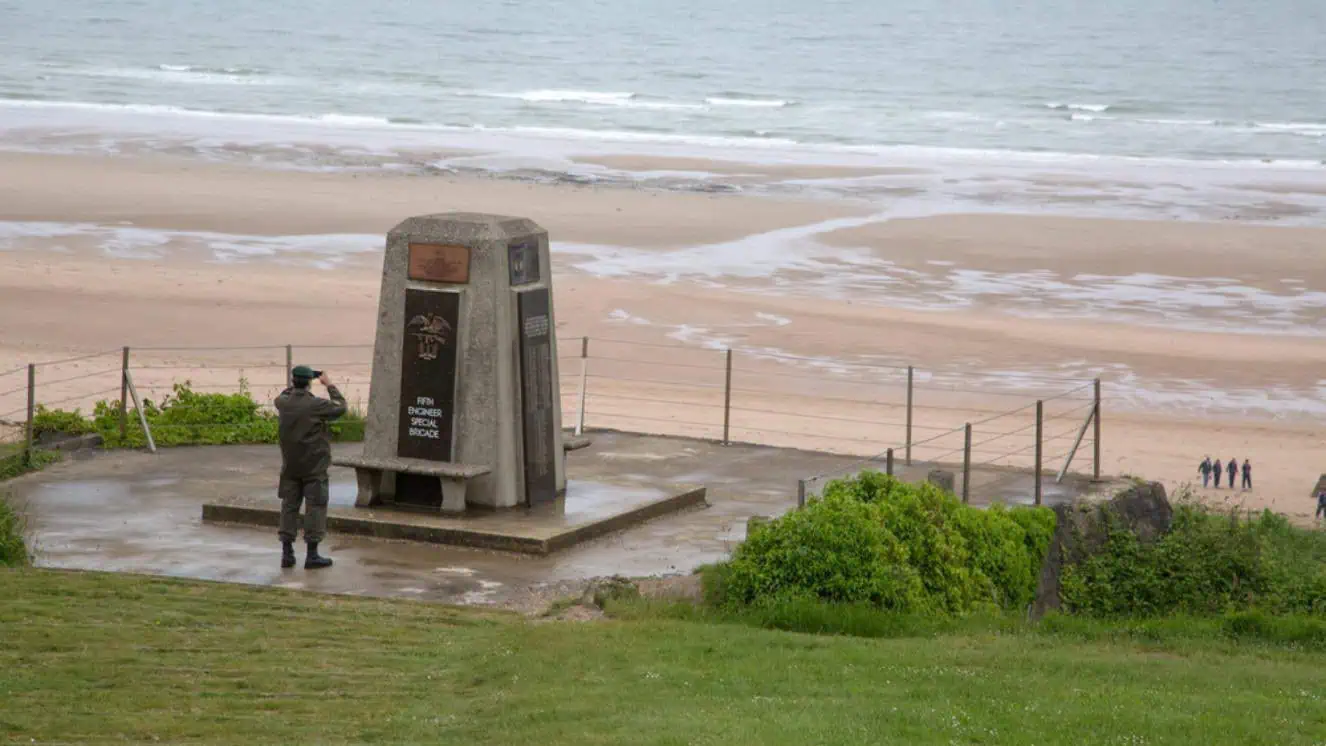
516,287,557,505
397,289,460,462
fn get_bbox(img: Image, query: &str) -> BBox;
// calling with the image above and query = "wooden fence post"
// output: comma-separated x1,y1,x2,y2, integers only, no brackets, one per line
575,336,589,436
125,371,156,454
119,346,130,442
1093,378,1102,481
1034,400,1043,506
24,364,35,467
722,349,733,444
905,365,914,465
962,422,972,504
886,448,894,477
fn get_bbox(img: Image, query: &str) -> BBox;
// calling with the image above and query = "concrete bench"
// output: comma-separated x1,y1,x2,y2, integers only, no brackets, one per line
333,455,491,514
335,435,592,514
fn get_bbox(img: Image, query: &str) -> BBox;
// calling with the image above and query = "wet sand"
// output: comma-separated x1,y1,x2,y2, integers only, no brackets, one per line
575,154,922,179
823,213,1326,285
1,151,1323,520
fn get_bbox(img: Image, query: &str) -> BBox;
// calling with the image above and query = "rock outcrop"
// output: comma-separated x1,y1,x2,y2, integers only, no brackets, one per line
1031,481,1173,618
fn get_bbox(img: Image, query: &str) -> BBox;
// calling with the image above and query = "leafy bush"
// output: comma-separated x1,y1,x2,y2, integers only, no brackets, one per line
0,491,30,567
32,406,94,438
722,491,927,611
94,383,279,448
717,471,1056,616
858,477,985,613
956,503,1043,609
30,382,365,448
1061,504,1326,617
0,447,61,481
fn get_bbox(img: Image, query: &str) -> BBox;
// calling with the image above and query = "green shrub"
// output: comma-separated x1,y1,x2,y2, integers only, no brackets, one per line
0,447,61,481
956,503,1039,609
1250,510,1326,615
31,406,94,438
1061,503,1326,617
95,384,279,448
861,477,985,613
1008,505,1057,570
29,382,365,448
0,491,30,567
717,471,1056,617
721,491,926,611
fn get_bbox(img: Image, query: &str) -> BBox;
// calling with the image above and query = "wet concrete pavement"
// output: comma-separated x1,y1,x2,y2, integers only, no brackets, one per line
7,431,1098,611
207,472,707,554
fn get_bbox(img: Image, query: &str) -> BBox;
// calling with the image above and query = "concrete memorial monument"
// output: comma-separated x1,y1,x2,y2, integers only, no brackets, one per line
203,212,704,554
336,213,566,513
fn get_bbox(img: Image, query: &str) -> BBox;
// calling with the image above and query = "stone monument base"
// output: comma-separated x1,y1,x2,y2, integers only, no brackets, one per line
202,480,706,555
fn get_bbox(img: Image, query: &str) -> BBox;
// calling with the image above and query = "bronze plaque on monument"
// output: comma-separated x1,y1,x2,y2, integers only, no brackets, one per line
516,287,557,505
397,289,460,463
408,243,470,283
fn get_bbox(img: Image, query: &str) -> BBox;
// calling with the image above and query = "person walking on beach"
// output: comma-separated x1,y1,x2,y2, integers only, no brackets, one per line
1316,490,1326,522
1198,456,1213,488
1241,459,1252,490
275,366,346,570
1227,458,1238,491
1212,458,1223,488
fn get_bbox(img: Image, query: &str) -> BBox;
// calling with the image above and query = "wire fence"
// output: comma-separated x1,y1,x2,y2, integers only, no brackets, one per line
563,336,1100,506
0,336,1101,503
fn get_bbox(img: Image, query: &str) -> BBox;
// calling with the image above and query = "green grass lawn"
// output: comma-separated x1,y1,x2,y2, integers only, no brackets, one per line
1,570,1323,745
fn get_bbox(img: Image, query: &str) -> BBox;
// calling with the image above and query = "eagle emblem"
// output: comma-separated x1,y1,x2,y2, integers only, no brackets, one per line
408,313,452,361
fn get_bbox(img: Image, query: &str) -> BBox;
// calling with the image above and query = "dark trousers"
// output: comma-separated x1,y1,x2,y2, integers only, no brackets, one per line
1229,471,1237,488
1213,471,1222,488
278,475,329,544
1241,474,1251,489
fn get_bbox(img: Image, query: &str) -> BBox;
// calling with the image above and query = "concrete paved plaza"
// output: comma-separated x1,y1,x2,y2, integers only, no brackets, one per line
7,431,1098,610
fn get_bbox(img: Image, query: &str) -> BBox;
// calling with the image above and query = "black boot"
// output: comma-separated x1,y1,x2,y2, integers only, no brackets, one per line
281,541,296,569
304,542,333,570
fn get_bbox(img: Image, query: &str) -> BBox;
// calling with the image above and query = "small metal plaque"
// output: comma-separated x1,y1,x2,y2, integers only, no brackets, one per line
508,239,540,286
408,243,470,284
398,289,461,462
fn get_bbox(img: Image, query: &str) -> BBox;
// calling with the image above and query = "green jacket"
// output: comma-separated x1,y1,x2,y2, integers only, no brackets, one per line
275,385,347,479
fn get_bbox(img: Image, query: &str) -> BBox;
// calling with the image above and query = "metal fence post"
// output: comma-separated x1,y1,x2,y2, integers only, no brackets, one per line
1093,378,1102,481
24,364,35,467
1034,400,1043,506
905,365,914,465
119,346,130,441
797,478,806,509
285,344,294,387
575,336,589,436
722,348,733,445
886,448,894,477
962,422,972,504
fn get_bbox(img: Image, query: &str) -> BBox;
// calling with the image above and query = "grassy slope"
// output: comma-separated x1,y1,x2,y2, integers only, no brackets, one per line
1,570,1323,745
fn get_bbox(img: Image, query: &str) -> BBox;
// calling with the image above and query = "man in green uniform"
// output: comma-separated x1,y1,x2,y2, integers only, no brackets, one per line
275,365,347,569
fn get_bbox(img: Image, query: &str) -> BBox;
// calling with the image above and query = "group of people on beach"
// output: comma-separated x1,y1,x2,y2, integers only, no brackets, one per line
1198,456,1251,490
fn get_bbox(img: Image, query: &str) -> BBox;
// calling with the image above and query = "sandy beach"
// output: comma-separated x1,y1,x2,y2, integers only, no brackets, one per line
1,151,1323,520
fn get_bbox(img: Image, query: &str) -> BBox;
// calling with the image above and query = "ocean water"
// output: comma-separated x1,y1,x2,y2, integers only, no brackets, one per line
2,0,1326,222
3,0,1325,158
